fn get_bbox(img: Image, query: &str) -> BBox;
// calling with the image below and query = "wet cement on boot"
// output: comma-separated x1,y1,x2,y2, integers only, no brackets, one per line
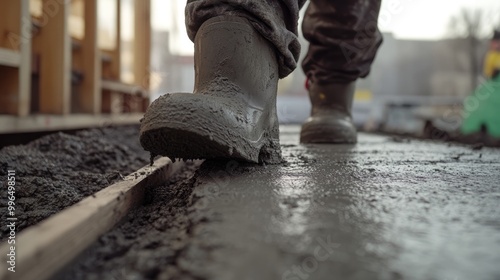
0,126,149,242
62,127,500,280
140,78,282,165
141,16,282,165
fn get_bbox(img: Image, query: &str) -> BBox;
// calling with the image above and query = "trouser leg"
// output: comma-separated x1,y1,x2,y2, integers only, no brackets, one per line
185,0,306,78
301,0,383,84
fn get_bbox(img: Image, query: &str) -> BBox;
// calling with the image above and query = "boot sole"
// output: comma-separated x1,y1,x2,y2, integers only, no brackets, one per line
140,123,282,164
300,125,357,144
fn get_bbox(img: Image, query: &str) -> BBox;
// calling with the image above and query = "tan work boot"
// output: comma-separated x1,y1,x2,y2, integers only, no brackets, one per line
140,16,282,163
300,81,357,144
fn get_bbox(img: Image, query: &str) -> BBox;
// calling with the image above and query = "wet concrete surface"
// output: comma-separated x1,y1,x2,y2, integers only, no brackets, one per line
64,125,500,280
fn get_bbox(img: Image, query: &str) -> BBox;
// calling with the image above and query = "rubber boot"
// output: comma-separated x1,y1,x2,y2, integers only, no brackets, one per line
300,81,357,144
140,16,282,164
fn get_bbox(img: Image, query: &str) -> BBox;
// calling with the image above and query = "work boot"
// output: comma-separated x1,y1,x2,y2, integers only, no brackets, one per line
140,16,282,164
300,81,357,143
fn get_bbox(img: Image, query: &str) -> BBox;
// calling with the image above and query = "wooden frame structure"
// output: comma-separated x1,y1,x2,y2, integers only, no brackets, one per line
0,0,152,133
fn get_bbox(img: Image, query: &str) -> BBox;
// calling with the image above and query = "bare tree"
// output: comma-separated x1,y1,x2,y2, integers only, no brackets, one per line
448,9,487,90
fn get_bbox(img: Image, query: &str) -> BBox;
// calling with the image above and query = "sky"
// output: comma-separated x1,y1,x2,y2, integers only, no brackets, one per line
151,0,500,55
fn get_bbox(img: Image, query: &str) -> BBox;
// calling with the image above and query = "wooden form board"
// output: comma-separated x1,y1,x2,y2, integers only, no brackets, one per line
0,48,21,67
0,157,184,280
0,113,144,133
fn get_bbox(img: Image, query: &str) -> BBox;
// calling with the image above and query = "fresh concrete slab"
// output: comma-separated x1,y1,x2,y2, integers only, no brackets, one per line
65,126,500,280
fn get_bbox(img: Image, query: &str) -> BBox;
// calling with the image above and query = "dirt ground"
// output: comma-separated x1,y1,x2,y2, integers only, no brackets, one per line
0,125,149,242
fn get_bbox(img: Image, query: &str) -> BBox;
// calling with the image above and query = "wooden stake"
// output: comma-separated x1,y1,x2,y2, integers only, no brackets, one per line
18,0,31,117
134,0,151,89
38,0,71,115
79,0,101,114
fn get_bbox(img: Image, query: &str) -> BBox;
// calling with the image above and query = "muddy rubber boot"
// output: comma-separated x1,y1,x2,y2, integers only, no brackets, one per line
140,16,282,164
300,81,357,144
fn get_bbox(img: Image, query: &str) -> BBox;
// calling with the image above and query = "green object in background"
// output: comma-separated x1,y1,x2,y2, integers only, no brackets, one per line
461,75,500,137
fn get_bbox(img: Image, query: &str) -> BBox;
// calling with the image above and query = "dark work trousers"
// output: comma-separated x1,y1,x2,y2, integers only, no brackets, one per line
185,0,382,84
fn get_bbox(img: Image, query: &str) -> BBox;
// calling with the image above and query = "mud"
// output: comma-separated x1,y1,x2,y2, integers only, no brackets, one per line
61,127,500,280
0,126,149,241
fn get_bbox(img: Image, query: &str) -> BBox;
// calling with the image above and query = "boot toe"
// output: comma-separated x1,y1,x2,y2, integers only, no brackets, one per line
140,93,248,160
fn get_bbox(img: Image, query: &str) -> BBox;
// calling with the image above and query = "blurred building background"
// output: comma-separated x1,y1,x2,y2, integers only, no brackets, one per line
150,0,500,135
0,0,499,138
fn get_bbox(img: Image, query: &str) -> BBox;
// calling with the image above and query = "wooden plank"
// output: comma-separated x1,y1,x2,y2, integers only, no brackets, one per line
133,0,151,89
0,157,184,280
0,113,144,133
114,0,122,79
79,0,101,114
0,48,21,67
38,0,71,115
18,0,32,117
